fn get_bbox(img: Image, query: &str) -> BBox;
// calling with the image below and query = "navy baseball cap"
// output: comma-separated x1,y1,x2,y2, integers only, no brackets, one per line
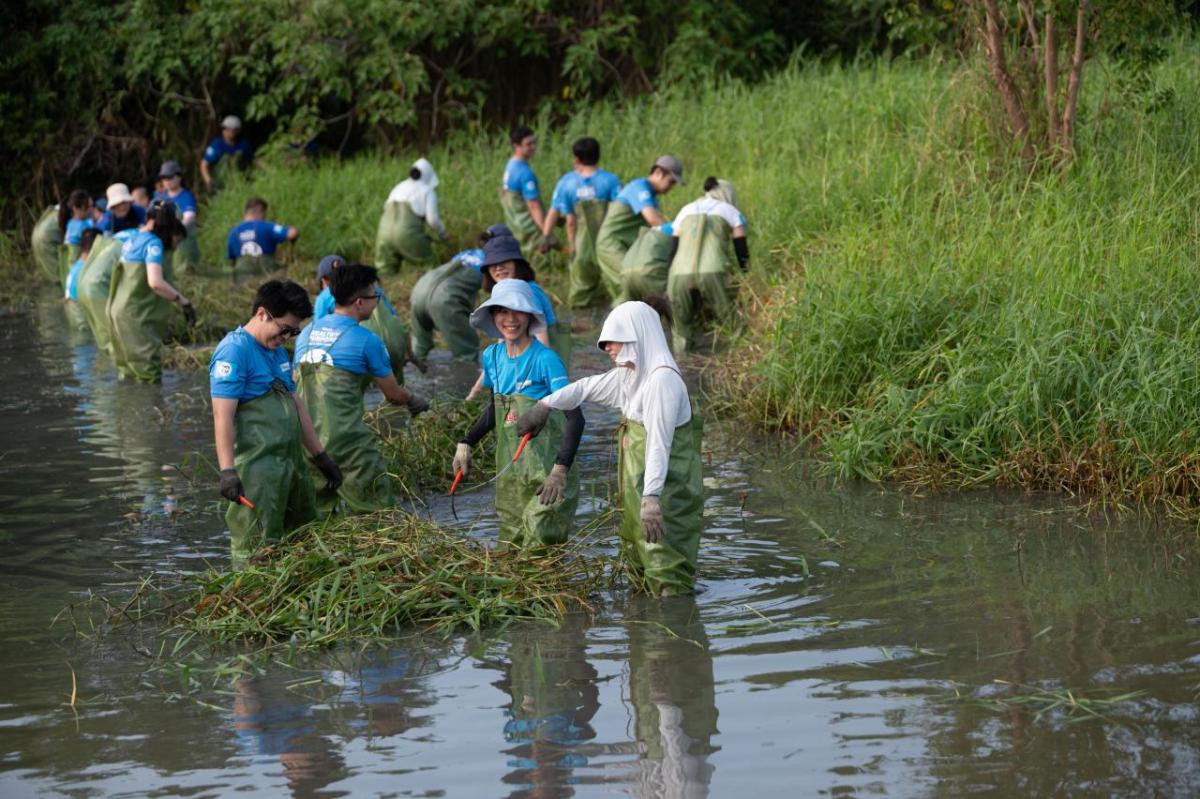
317,254,346,280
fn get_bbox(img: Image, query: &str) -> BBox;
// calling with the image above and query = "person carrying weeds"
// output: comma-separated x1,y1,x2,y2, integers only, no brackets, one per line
666,178,748,352
409,246,486,362
376,157,447,274
595,155,683,303
541,137,622,309
210,280,343,563
226,196,298,277
500,126,546,257
452,279,584,548
517,301,703,596
105,200,198,382
294,263,429,514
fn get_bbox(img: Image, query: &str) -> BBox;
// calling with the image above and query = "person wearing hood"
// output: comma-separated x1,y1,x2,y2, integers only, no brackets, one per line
666,177,748,352
516,301,703,596
409,246,486,362
452,279,584,549
595,156,684,303
97,183,148,235
294,263,429,514
376,157,447,274
154,160,202,273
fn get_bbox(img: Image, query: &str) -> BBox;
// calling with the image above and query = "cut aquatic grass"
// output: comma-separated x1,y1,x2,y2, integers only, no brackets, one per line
369,398,495,501
951,680,1147,724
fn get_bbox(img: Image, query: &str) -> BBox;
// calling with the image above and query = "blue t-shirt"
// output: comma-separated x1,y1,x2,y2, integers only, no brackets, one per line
64,218,96,246
613,177,659,215
119,229,164,266
502,157,539,200
480,339,568,399
527,281,557,326
455,248,485,272
226,220,291,260
203,136,254,165
98,204,147,234
313,286,398,320
65,258,85,301
153,188,198,217
550,169,622,215
293,313,391,378
210,327,295,401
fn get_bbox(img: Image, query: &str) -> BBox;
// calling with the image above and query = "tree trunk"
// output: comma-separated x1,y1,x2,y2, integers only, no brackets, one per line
981,0,1035,163
1059,0,1090,162
1043,12,1060,151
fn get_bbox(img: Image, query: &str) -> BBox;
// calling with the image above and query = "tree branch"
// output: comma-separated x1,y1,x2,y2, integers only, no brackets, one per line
981,0,1034,163
1060,0,1089,161
1044,11,1059,150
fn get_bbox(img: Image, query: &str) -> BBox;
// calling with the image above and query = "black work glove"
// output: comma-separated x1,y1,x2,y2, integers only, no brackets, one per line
181,301,198,326
516,402,552,439
219,468,244,504
405,391,430,417
312,451,343,492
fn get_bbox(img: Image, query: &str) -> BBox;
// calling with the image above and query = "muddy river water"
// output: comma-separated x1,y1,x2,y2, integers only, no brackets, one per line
2,298,1199,797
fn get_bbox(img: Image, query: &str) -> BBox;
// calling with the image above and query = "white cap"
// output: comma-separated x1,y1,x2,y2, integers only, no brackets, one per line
105,183,134,207
221,115,242,131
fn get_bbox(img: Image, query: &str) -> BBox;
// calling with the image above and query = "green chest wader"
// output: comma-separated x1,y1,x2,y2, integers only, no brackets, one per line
500,189,542,257
106,256,174,382
504,616,598,743
226,381,318,562
547,321,573,373
595,202,647,303
375,202,435,275
666,215,737,353
233,253,277,278
617,409,704,596
174,225,201,275
493,392,580,549
76,238,120,354
567,199,609,309
362,303,410,384
296,358,393,515
60,243,81,287
620,226,673,303
209,153,247,195
409,261,482,360
31,208,60,284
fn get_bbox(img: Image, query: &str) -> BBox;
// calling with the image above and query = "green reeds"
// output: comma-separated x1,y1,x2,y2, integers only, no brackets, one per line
952,680,1146,724
368,398,495,500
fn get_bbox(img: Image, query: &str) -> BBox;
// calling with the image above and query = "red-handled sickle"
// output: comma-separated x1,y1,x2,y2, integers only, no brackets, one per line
512,432,532,462
238,496,256,509
449,469,464,496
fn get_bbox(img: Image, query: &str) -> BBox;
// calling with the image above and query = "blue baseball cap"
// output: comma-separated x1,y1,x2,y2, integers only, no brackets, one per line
317,254,346,280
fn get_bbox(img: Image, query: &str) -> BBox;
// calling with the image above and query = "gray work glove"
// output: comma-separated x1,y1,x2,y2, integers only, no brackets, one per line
536,233,558,254
640,495,665,543
536,464,569,506
312,451,343,492
219,468,244,504
516,401,552,439
405,391,430,416
452,442,473,479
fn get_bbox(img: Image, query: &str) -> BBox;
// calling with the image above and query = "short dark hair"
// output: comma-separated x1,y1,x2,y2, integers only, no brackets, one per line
573,137,600,166
147,201,186,250
481,259,535,293
409,166,422,180
253,280,312,319
510,125,535,146
703,176,720,192
331,262,380,306
79,227,101,255
244,196,268,214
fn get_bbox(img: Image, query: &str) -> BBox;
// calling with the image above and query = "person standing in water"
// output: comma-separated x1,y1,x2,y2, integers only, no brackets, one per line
375,158,447,273
452,279,584,549
595,156,683,303
541,137,622,309
97,183,147,235
408,247,486,362
500,126,546,257
293,263,429,513
210,280,343,563
518,301,703,595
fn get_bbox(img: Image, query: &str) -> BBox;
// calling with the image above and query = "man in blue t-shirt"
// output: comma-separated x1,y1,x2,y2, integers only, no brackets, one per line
226,196,298,275
209,279,342,562
500,125,545,252
200,115,255,191
293,263,429,511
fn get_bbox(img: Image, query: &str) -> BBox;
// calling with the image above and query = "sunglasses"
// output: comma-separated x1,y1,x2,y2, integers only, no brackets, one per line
264,310,300,338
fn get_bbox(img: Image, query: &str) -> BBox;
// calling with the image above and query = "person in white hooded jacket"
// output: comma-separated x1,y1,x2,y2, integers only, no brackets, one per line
517,301,704,595
375,157,447,273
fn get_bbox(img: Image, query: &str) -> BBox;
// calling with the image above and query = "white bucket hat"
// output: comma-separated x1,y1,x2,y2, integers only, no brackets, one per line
105,183,134,207
470,279,546,339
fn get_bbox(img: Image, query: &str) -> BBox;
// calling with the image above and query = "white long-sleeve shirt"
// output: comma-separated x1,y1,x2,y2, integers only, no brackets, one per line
542,365,690,496
385,179,445,237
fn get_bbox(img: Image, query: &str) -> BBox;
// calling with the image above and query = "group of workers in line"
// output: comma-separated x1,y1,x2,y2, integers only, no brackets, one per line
31,118,747,595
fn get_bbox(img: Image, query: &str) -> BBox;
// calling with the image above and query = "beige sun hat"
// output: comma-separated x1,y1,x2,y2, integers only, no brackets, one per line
105,183,134,206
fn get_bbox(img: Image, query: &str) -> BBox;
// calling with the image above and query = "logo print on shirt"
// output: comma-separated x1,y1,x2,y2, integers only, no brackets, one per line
214,360,233,378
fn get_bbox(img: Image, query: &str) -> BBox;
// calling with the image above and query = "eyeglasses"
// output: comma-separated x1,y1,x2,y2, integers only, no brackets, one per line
264,310,300,338
354,293,381,305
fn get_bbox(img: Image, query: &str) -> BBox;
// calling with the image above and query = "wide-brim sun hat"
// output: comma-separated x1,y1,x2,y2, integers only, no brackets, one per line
480,233,528,270
470,278,547,339
105,183,134,207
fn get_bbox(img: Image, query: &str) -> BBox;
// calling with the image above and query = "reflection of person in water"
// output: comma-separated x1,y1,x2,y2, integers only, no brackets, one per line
323,648,438,740
497,612,600,798
233,677,346,798
625,595,719,797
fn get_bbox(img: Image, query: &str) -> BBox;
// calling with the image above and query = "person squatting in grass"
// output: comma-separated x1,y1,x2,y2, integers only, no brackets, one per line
518,301,704,596
452,279,585,549
225,196,298,276
209,280,343,564
540,137,623,309
376,157,448,273
408,246,487,362
293,263,430,514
